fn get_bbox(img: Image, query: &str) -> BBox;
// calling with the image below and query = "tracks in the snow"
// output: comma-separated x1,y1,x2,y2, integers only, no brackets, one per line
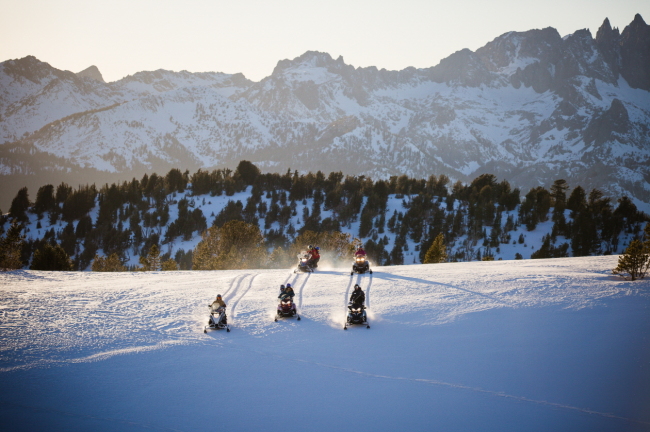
224,271,313,323
223,270,371,325
277,271,311,311
296,273,311,310
226,273,259,319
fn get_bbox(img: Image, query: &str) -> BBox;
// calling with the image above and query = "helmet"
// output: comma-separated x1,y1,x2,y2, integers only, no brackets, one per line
280,284,285,290
357,245,362,249
286,283,292,288
216,294,222,298
308,244,313,249
354,284,360,289
315,246,320,250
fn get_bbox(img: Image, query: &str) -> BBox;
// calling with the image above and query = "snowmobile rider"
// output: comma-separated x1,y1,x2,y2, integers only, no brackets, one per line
211,294,226,313
355,245,367,258
279,283,295,301
308,245,320,268
349,284,365,309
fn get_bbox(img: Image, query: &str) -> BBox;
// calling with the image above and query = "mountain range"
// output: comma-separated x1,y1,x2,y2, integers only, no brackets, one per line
0,14,649,212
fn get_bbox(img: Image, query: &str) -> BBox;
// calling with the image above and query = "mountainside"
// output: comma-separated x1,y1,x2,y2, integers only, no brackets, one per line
4,167,647,273
1,15,649,212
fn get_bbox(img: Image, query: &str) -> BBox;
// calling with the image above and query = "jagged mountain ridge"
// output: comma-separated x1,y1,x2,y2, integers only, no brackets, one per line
1,15,649,212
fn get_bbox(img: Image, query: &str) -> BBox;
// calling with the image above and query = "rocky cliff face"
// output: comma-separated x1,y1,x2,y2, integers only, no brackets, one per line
76,65,105,83
1,15,649,212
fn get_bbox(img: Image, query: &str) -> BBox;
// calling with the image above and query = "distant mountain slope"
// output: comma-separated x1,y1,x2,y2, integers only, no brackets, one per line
0,15,649,212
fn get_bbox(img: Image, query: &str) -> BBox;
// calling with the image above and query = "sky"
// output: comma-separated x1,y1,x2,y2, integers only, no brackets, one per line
1,0,649,83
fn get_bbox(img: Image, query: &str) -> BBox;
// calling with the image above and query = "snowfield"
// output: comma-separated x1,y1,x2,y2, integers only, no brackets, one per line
1,255,649,431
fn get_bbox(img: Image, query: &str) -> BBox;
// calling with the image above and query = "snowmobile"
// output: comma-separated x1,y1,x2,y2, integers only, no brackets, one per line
294,252,315,273
204,304,230,333
344,302,370,329
351,255,372,275
275,297,301,321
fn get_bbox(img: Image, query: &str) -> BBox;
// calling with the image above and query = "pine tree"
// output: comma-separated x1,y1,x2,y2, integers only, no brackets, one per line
34,184,56,215
30,243,73,271
612,239,649,281
92,253,126,272
389,242,404,265
9,187,30,222
0,220,26,270
161,258,179,271
531,235,569,259
235,160,261,185
193,221,265,270
139,244,161,271
424,233,447,264
268,246,294,269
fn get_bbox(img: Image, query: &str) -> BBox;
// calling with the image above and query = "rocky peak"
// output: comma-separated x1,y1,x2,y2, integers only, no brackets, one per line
475,27,563,73
516,27,563,62
631,13,648,27
595,18,620,41
595,18,621,77
620,13,650,90
583,98,631,146
427,48,495,87
272,51,342,76
557,28,616,84
76,65,105,83
2,55,61,84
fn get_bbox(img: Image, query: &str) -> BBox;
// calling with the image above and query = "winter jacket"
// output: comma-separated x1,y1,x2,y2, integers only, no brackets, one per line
349,289,365,306
279,288,295,300
309,248,320,260
211,298,226,309
355,249,367,257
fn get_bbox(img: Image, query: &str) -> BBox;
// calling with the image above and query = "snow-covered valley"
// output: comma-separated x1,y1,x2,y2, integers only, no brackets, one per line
1,256,649,431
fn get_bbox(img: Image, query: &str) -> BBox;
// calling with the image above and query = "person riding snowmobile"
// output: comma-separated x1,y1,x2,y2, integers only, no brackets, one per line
209,294,228,326
355,245,367,258
211,294,226,311
349,284,365,309
308,245,320,268
279,283,295,301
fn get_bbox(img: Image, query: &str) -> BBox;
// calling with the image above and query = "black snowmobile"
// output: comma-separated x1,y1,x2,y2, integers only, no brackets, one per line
204,304,230,333
294,251,315,273
345,302,369,329
351,255,372,275
275,297,301,321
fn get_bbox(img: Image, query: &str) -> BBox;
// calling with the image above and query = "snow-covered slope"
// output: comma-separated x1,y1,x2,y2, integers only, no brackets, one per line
11,185,638,271
1,15,650,212
1,256,649,431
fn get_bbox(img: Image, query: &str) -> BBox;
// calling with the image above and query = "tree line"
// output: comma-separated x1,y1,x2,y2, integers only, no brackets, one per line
1,161,648,273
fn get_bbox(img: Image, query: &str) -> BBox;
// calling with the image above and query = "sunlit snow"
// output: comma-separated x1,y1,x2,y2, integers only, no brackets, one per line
1,255,648,431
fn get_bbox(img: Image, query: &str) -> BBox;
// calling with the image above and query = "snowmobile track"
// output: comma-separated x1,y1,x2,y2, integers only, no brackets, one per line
365,273,373,308
279,270,300,288
229,274,259,318
344,274,358,309
223,273,249,301
297,272,311,310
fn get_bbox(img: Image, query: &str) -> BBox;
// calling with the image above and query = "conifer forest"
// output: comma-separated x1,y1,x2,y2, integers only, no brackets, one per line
1,161,648,272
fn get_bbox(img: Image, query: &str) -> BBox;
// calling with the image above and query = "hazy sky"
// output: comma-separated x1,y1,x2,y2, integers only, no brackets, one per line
1,0,648,82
